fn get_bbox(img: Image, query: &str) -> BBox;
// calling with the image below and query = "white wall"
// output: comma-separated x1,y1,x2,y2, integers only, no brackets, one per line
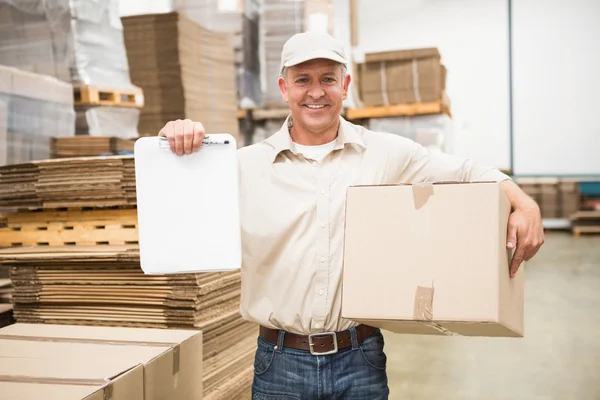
355,0,511,170
512,0,600,175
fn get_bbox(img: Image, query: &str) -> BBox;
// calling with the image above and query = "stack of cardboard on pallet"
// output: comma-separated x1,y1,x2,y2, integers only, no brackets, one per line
518,178,581,219
0,156,255,399
51,136,135,158
121,12,240,143
0,323,203,400
0,156,135,209
121,0,261,108
262,0,335,107
0,0,141,138
0,65,75,166
359,48,447,107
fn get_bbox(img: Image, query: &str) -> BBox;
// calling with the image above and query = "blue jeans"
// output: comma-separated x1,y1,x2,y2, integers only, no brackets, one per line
252,327,390,399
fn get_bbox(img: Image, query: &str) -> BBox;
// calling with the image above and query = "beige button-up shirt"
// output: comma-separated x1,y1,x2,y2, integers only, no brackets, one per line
237,116,509,335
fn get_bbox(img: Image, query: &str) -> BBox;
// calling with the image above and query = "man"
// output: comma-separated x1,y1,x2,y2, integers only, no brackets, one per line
159,31,544,399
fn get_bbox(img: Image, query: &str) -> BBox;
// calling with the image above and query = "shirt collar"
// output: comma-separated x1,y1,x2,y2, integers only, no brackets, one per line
266,115,367,163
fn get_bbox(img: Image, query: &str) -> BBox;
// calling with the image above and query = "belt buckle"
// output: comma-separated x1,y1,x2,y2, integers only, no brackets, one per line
308,332,338,355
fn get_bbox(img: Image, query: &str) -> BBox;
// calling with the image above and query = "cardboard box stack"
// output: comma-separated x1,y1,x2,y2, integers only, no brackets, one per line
0,323,203,400
121,12,240,143
262,0,335,107
0,65,75,166
360,48,447,107
518,178,581,219
0,0,141,138
342,182,524,337
0,155,255,399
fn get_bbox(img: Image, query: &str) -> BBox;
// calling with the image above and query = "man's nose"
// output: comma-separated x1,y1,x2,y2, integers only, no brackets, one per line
307,82,325,99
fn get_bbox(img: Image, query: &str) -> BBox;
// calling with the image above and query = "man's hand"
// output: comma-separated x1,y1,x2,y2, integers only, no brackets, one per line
158,119,205,156
501,180,545,277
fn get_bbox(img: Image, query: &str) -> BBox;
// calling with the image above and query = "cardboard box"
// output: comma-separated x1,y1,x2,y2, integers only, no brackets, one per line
360,48,446,107
0,323,203,399
342,182,524,337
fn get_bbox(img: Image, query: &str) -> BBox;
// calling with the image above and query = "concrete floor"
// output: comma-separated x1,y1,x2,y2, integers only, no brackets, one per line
384,232,600,400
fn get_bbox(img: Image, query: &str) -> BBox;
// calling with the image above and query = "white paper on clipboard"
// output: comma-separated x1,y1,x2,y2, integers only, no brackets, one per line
133,134,241,274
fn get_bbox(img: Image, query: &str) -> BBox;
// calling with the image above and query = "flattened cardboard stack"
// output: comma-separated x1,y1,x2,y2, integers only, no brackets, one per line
0,156,135,209
122,12,240,142
51,136,135,158
360,48,447,107
0,156,255,399
0,323,203,400
1,245,255,399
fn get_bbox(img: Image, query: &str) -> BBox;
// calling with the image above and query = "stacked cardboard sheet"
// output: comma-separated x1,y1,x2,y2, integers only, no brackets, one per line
0,245,255,399
122,12,240,142
0,323,203,400
51,136,135,158
121,0,261,107
0,156,135,209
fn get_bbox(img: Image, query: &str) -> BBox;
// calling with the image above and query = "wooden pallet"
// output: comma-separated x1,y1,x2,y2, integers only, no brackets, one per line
0,208,138,247
74,84,144,108
572,226,600,237
570,210,600,236
346,100,451,119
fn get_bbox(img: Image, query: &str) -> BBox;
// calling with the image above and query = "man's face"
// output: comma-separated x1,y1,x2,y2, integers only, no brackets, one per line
278,58,351,135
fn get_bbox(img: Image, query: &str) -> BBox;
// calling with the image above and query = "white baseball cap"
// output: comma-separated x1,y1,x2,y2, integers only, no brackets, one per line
280,31,348,74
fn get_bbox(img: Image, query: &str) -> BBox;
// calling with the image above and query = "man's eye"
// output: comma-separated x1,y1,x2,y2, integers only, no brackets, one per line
323,77,336,83
296,78,308,84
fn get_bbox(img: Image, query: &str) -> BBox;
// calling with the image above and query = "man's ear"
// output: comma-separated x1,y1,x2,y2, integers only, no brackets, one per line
342,74,352,100
278,77,289,103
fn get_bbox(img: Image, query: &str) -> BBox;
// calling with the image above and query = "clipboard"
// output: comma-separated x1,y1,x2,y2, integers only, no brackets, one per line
133,134,241,274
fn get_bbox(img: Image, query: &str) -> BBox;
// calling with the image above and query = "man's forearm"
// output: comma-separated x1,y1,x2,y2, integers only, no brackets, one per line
501,179,539,211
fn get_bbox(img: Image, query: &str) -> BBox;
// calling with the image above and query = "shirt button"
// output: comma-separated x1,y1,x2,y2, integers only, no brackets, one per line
320,257,326,263
320,223,326,228
312,161,317,166
314,323,320,329
319,289,324,296
320,189,326,195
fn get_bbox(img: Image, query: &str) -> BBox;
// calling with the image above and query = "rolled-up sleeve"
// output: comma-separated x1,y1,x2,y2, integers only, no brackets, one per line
392,137,511,183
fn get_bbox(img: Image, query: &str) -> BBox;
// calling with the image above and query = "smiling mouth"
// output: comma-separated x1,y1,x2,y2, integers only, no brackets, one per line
304,104,328,109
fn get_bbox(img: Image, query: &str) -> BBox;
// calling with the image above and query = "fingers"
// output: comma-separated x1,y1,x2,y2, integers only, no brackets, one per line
510,245,526,278
506,219,518,250
183,119,194,155
174,120,184,156
158,119,204,156
159,121,177,154
192,122,205,153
